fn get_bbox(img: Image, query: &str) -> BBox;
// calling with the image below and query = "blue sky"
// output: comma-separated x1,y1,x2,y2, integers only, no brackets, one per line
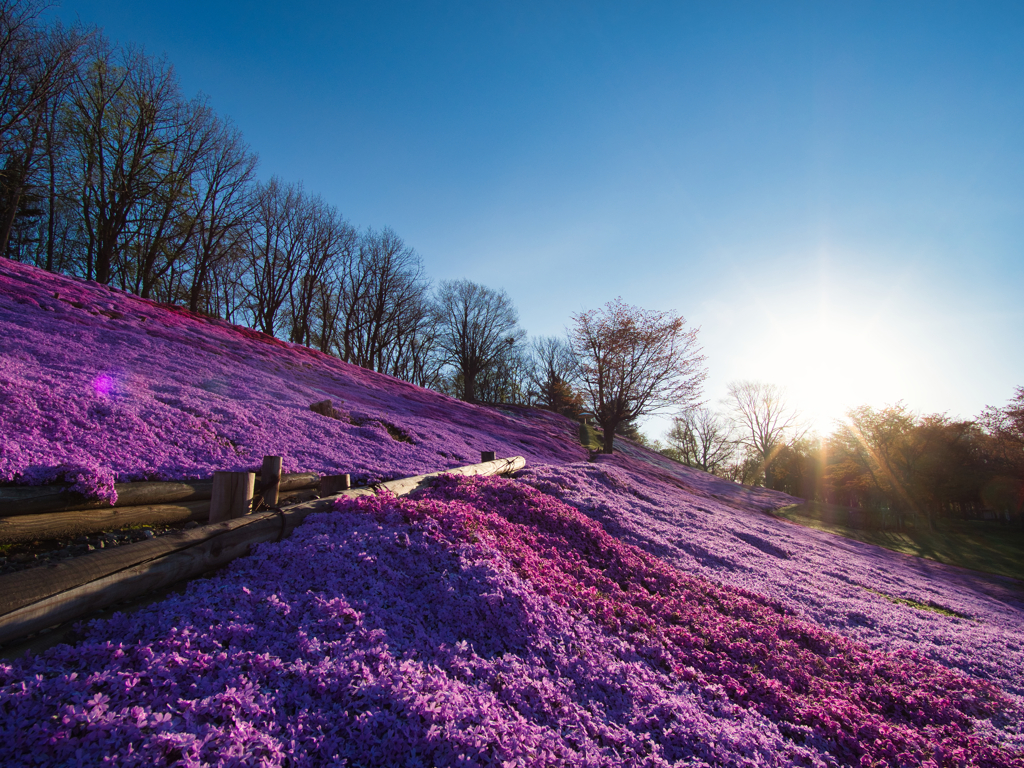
50,1,1024,436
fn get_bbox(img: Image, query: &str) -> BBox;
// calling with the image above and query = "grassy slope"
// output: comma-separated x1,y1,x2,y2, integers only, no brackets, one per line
773,501,1024,582
577,421,602,451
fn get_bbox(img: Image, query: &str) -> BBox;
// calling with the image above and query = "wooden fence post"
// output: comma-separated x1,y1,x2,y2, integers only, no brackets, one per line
261,456,283,508
319,474,351,497
481,451,496,462
209,472,255,524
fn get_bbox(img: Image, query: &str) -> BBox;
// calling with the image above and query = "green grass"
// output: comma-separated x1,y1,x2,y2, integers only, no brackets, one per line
863,587,965,617
578,422,603,452
771,501,1024,582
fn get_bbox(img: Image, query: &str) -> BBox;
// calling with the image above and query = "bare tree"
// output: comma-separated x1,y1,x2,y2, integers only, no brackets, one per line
666,407,736,474
726,380,802,487
208,244,249,323
476,335,530,404
243,177,313,336
527,335,582,416
0,3,89,257
570,298,706,454
336,227,428,372
183,117,257,313
433,279,524,403
67,44,189,284
287,197,355,347
123,95,221,298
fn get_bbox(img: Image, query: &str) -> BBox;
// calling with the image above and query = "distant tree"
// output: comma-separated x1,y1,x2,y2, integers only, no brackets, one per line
433,279,525,403
665,407,736,474
977,387,1024,522
768,436,823,499
122,94,218,298
527,335,583,417
287,197,355,348
823,404,1000,529
336,227,428,374
68,43,186,284
182,116,258,314
569,298,706,454
0,1,89,258
242,177,312,336
827,403,928,528
726,381,802,488
979,386,1024,457
475,335,531,404
385,298,443,389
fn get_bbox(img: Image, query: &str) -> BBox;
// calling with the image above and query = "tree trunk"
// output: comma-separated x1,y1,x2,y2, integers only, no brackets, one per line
463,363,478,403
95,242,112,284
0,185,20,257
600,418,618,454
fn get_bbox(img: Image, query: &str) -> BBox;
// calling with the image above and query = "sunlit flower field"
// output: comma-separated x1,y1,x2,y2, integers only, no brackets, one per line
1,260,1021,766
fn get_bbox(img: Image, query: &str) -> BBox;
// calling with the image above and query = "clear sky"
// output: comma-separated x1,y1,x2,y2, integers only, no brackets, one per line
49,1,1024,437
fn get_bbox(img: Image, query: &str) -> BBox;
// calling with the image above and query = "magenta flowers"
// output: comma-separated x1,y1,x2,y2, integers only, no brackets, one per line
0,259,586,504
2,260,1023,765
1,475,1021,766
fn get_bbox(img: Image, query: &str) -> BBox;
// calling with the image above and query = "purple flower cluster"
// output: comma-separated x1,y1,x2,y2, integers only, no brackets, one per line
514,454,1024,708
3,260,1023,765
1,476,1020,766
0,259,586,503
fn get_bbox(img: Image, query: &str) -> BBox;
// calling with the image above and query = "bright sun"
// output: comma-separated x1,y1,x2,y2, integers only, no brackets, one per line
700,256,948,437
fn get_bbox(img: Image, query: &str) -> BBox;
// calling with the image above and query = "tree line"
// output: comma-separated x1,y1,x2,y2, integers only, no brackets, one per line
0,3,432,378
0,3,519,398
8,1,1016,526
0,3,712,420
657,382,1024,529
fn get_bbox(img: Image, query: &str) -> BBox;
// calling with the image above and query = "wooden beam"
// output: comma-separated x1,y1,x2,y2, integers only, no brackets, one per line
319,474,351,497
0,473,318,518
208,472,254,524
0,516,284,645
0,488,318,546
260,456,283,507
0,518,260,618
0,456,526,646
0,501,209,545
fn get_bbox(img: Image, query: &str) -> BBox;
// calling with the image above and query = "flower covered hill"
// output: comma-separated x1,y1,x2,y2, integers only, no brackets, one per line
2,475,1023,766
1,258,1023,766
0,259,589,501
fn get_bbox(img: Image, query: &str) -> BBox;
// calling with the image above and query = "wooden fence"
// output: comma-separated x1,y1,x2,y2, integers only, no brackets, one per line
0,472,323,545
0,454,525,647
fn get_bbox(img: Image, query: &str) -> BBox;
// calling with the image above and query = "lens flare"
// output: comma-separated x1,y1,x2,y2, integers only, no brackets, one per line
92,373,115,397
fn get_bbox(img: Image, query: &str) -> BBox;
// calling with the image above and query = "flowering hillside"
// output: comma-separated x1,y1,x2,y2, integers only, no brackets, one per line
0,259,586,502
1,260,1023,765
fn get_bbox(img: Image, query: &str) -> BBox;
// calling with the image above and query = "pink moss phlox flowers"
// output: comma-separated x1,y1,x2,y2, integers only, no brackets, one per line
0,259,586,502
409,474,1021,767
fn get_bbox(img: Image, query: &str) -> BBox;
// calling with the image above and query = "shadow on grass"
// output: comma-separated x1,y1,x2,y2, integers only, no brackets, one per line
772,501,1024,582
578,422,603,452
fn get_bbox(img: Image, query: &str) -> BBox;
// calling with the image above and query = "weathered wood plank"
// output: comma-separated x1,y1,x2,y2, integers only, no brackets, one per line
209,472,255,524
0,456,525,645
0,516,260,617
261,456,283,507
0,473,318,518
0,501,209,545
0,516,283,645
319,474,351,496
0,488,318,546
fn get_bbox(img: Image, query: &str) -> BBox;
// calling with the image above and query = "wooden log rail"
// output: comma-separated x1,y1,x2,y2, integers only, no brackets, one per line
0,473,319,545
0,472,320,517
0,455,525,647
